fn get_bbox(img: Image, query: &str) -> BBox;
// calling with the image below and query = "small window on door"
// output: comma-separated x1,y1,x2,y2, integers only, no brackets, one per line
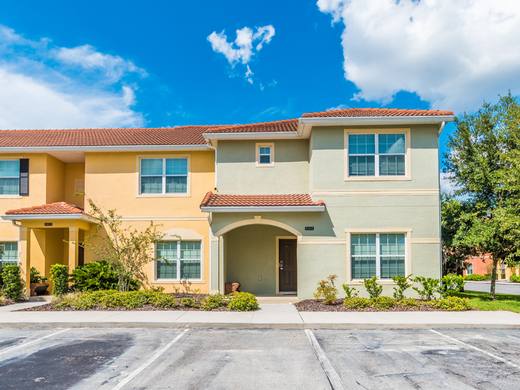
256,143,274,166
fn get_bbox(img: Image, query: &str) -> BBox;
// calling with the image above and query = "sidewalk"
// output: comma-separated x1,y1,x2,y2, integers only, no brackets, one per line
1,302,520,328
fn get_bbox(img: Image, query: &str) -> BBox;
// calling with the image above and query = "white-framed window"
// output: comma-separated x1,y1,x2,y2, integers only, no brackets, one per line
351,233,405,279
256,143,274,166
155,241,201,280
347,132,406,177
0,242,18,265
0,160,20,195
139,158,188,195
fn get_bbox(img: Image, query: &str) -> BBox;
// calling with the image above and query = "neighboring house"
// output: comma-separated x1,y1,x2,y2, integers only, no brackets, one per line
464,254,520,280
0,108,454,298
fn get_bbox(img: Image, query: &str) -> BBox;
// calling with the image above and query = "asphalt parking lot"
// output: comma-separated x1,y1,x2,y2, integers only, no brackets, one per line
0,327,519,389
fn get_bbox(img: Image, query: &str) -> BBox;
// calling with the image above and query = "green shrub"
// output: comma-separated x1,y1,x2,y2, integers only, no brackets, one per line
180,297,198,308
440,273,464,296
463,274,489,281
50,264,69,296
1,264,23,301
30,267,47,284
392,275,411,300
412,276,439,300
398,297,420,307
201,293,226,311
343,297,371,309
148,291,178,308
371,296,396,310
430,296,471,311
228,292,259,311
71,261,139,292
342,283,358,298
314,275,338,304
510,274,520,283
363,276,382,299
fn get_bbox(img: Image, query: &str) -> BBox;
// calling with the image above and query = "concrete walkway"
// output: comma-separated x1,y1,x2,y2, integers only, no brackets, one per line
465,280,520,295
1,302,520,329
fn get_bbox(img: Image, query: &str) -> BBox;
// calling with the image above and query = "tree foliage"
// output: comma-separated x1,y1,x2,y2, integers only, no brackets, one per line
86,200,164,292
445,94,520,298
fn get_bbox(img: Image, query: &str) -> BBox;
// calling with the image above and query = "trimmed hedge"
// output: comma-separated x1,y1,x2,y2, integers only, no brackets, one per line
342,296,470,311
463,274,490,281
227,292,259,311
510,274,520,283
71,261,139,292
1,264,23,301
50,264,69,296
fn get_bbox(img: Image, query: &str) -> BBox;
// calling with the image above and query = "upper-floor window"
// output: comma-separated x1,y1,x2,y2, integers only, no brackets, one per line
140,158,188,195
0,242,18,265
0,160,20,195
347,132,406,177
256,143,274,166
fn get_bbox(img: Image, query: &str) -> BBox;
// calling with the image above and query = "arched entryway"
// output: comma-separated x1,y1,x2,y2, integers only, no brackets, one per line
215,219,301,296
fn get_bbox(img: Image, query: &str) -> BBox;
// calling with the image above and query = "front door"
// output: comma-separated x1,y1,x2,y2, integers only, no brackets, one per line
278,239,297,293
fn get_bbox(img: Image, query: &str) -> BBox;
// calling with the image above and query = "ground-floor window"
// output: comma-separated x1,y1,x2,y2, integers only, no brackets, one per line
466,263,473,275
351,233,405,279
155,241,201,280
0,242,18,265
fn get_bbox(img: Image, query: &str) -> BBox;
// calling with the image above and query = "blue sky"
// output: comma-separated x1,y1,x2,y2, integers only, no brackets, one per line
0,0,519,164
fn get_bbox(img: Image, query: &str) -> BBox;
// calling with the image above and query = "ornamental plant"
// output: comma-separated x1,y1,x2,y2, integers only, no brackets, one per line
392,275,411,300
1,264,23,301
314,274,338,304
50,264,69,296
363,276,382,299
412,276,439,301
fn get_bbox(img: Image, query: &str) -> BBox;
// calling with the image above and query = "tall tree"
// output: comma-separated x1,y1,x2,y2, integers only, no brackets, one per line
446,94,520,299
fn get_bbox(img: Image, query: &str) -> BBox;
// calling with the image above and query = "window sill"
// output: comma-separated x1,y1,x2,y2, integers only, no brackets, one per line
0,195,22,199
255,163,275,168
137,193,190,198
152,279,204,284
348,279,397,285
344,176,411,182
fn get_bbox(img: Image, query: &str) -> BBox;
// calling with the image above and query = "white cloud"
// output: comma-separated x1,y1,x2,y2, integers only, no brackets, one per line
317,0,520,112
0,24,145,129
440,172,457,195
53,44,146,82
207,25,275,84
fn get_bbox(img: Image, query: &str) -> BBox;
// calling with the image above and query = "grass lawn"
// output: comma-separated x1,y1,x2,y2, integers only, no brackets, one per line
454,291,520,313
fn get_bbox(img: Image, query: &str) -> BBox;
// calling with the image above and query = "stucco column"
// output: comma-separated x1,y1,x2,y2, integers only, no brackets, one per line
218,235,225,293
68,226,79,273
19,226,31,298
209,236,220,293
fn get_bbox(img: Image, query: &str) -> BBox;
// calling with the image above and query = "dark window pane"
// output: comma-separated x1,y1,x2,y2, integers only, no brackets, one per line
349,156,375,176
166,176,187,193
141,176,162,193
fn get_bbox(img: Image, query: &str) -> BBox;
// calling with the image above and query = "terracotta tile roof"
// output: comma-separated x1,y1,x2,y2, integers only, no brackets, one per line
0,126,211,147
200,192,325,208
204,119,298,134
5,202,84,215
302,108,454,118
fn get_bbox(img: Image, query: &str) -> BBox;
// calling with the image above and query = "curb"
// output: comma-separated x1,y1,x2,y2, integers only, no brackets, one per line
1,322,520,330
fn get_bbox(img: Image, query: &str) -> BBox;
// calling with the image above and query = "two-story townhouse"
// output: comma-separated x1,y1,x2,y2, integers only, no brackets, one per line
0,127,215,294
0,108,453,298
202,108,454,298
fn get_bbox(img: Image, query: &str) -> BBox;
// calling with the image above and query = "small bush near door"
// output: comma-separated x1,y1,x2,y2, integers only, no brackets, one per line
50,264,69,296
228,292,259,311
1,264,23,301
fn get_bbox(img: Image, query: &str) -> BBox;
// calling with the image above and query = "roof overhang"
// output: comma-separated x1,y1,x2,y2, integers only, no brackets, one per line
1,214,98,223
0,144,211,153
203,131,301,141
298,115,455,137
200,205,325,213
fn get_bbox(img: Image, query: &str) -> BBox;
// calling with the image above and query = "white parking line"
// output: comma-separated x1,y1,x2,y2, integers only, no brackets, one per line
111,329,189,390
430,329,520,369
305,329,345,390
0,328,70,357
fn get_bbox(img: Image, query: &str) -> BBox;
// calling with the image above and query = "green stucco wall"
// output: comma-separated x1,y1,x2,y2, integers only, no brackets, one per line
217,139,309,194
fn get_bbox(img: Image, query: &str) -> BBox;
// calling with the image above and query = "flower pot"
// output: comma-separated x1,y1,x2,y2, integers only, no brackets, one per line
30,282,49,296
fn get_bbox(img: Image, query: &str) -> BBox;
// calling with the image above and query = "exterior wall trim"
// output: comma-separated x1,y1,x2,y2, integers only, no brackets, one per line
204,131,300,141
215,218,302,238
201,206,325,213
312,189,438,196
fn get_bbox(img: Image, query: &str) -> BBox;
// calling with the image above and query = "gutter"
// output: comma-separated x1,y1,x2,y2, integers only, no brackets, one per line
203,131,300,141
200,205,325,213
1,214,98,223
0,144,212,153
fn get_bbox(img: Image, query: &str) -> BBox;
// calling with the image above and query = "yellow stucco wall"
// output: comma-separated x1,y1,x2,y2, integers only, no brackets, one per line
83,150,215,293
64,163,85,207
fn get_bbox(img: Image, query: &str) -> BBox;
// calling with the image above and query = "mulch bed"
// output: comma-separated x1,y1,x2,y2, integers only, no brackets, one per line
295,299,443,312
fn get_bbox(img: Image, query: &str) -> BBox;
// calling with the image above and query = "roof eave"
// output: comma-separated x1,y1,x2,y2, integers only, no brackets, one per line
203,131,300,141
2,214,98,223
0,144,211,153
200,205,325,213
